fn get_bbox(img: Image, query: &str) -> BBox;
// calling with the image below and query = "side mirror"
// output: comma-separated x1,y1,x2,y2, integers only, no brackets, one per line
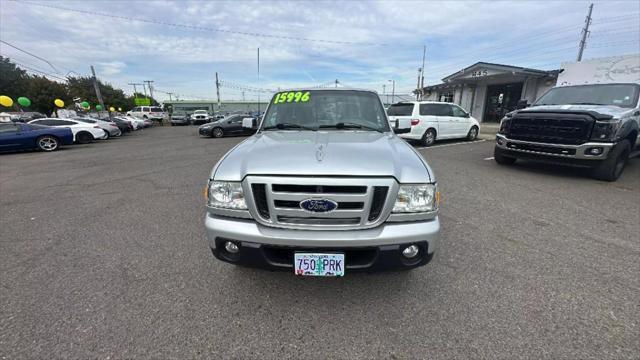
516,99,529,109
242,118,254,129
394,118,411,134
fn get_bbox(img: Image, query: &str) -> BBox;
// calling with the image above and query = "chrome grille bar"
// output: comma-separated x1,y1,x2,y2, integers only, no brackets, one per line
243,176,398,230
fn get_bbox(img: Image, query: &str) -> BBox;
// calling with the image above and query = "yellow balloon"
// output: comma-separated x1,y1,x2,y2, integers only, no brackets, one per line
54,99,65,108
109,106,115,112
0,95,13,107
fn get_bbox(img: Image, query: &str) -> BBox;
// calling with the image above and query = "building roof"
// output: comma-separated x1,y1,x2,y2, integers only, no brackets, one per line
442,62,559,82
422,62,561,91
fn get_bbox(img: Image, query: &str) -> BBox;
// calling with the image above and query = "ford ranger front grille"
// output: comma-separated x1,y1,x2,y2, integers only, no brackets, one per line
244,176,398,230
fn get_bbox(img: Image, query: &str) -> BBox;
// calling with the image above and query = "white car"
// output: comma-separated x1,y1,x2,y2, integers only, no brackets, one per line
119,115,145,130
126,106,165,121
73,117,122,138
190,110,211,125
28,118,107,144
387,101,480,146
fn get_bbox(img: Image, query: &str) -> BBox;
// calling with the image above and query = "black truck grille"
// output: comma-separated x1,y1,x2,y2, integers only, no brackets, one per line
508,114,594,145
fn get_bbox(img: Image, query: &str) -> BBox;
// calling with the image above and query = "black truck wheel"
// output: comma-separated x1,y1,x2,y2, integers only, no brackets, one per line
494,146,517,165
591,140,630,182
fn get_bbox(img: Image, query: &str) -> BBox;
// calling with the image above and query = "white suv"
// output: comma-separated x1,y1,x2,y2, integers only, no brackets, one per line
127,106,165,121
387,101,480,146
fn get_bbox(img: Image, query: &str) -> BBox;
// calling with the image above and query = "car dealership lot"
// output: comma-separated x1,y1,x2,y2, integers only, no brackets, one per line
1,127,638,359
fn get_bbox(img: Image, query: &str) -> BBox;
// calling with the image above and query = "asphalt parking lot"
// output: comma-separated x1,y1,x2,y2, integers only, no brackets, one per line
1,126,638,359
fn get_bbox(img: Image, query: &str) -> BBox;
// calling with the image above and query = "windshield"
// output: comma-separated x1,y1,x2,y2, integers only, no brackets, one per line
534,84,640,108
387,103,415,116
261,90,389,132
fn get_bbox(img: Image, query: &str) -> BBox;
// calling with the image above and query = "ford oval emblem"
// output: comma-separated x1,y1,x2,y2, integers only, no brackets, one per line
299,199,338,213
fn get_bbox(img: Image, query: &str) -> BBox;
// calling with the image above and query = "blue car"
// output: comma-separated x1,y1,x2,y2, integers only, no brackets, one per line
0,122,74,152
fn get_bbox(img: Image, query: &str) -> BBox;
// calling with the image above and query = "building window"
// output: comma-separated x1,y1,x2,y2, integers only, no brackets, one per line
439,91,454,103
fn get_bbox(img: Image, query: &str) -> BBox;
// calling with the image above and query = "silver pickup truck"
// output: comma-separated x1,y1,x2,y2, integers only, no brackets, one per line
204,88,440,276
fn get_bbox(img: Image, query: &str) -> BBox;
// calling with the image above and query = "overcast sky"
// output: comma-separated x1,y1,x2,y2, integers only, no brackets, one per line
1,0,638,101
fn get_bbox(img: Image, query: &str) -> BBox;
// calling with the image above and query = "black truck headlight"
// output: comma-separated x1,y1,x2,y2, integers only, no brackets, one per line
498,117,511,134
590,120,621,141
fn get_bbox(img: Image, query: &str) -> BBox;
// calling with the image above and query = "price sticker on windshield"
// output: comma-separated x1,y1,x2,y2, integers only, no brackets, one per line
273,91,310,104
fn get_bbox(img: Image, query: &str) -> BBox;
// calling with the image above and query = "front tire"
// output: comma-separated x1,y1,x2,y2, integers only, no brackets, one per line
212,127,224,138
494,146,517,165
421,129,436,147
591,140,630,181
467,126,479,141
76,131,94,144
36,136,59,151
103,130,110,139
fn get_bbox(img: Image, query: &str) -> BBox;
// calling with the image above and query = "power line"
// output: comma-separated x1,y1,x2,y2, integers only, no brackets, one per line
0,39,62,74
19,1,386,46
5,59,68,81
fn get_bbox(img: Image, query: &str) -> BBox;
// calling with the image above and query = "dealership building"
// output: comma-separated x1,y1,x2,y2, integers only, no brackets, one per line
163,100,269,115
420,62,560,122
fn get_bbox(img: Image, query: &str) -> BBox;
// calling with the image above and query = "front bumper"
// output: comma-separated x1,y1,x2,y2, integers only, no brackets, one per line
205,213,439,271
199,127,213,136
495,134,614,160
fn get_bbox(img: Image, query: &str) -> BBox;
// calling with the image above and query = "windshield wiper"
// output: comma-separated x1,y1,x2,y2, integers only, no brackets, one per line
568,102,604,105
263,123,316,131
319,122,382,133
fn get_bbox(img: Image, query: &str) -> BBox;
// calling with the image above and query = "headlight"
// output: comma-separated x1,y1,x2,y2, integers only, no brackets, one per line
590,120,621,141
207,181,247,209
392,184,438,213
498,117,511,134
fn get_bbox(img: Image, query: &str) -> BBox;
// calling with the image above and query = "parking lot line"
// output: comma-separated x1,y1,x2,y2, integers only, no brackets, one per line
415,139,485,150
484,157,494,160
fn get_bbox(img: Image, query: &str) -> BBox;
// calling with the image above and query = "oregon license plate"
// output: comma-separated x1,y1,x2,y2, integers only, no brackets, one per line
294,253,345,276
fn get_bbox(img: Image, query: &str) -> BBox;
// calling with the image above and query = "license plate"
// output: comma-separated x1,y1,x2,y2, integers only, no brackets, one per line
294,253,345,276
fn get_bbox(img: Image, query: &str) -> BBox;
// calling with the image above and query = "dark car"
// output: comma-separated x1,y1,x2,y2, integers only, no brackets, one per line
170,113,190,126
0,122,74,152
112,117,134,133
198,114,256,138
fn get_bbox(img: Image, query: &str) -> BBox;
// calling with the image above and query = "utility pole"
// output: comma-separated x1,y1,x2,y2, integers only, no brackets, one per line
416,68,422,100
257,47,260,114
128,83,142,98
215,72,221,110
141,83,148,98
420,45,426,99
90,65,112,121
167,92,173,101
143,80,155,103
383,84,388,105
577,3,594,62
388,80,395,104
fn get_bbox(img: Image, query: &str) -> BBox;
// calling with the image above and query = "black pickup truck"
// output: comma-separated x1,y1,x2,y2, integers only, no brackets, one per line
494,83,639,181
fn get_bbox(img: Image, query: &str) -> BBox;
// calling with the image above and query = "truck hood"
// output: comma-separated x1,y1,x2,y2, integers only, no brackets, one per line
524,104,635,118
212,131,434,183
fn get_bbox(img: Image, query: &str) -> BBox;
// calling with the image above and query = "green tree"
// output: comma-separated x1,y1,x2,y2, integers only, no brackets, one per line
0,56,29,107
24,76,70,115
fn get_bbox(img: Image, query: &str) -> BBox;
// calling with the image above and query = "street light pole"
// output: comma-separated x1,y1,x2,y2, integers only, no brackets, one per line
388,80,395,104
